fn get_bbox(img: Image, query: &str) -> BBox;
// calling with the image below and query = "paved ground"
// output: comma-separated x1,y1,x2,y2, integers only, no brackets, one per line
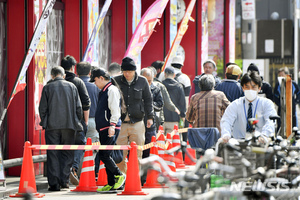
0,166,193,200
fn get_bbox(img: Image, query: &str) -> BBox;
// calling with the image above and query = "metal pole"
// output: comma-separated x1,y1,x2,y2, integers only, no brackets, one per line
294,0,299,83
3,154,47,169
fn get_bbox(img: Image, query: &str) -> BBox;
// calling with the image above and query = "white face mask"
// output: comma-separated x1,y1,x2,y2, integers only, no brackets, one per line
244,90,257,102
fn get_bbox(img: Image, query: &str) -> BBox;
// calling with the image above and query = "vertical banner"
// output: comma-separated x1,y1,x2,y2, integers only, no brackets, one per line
208,0,224,77
132,0,141,33
162,0,196,71
124,0,169,71
201,0,208,70
0,0,56,128
87,0,99,66
170,0,177,48
82,0,112,63
132,0,141,70
229,0,236,62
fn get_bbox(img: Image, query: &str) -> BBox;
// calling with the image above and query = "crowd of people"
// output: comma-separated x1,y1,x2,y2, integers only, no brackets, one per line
38,55,300,192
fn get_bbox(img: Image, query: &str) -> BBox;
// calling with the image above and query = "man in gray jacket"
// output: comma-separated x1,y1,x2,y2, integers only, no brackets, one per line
39,66,83,191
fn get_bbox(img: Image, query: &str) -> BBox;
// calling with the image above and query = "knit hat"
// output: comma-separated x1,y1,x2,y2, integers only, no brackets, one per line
247,63,260,75
121,57,136,71
171,56,184,66
89,68,106,82
226,65,242,76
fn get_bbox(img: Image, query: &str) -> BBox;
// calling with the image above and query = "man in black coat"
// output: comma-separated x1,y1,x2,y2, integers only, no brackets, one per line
141,68,163,159
114,57,154,174
162,67,186,134
39,66,83,191
61,55,91,185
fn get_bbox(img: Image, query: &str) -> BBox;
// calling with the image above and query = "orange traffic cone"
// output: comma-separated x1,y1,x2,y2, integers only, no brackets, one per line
184,140,196,165
164,133,176,172
10,141,45,198
118,142,148,195
96,161,108,186
72,138,98,192
156,133,165,159
143,136,167,188
172,125,187,169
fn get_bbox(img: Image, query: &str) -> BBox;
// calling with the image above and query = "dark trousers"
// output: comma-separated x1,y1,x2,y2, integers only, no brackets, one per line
95,128,122,186
142,130,156,159
141,130,156,185
72,121,87,171
45,129,75,187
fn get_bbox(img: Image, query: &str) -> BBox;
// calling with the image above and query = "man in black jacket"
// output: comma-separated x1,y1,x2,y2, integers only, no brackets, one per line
162,67,186,134
141,68,163,159
114,57,154,174
39,66,83,191
61,56,91,185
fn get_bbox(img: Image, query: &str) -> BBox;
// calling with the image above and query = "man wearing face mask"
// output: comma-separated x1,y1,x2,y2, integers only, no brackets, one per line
220,71,277,143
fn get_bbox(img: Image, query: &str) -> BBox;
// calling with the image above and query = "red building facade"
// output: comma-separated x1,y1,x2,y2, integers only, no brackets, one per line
0,0,235,175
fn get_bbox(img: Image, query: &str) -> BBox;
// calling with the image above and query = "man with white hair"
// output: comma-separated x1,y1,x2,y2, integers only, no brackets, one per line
186,74,229,132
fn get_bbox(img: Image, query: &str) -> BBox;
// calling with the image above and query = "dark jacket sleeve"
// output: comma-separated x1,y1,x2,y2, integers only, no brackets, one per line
273,82,280,106
178,85,186,118
143,79,154,120
77,80,91,111
39,86,48,129
153,87,164,112
263,82,273,101
74,86,83,121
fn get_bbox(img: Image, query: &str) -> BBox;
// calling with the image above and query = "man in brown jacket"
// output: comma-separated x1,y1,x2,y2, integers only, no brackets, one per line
186,74,230,132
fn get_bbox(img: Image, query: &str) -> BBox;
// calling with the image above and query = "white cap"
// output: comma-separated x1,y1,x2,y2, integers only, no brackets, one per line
171,56,184,66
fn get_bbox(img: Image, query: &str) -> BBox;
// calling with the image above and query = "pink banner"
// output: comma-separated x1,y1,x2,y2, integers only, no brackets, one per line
124,0,169,69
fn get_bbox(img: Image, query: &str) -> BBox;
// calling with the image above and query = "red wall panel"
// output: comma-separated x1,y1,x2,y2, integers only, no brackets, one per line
141,0,166,67
63,0,80,61
7,0,25,175
111,0,126,64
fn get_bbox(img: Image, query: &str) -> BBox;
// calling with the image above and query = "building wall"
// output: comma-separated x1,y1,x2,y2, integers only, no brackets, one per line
3,0,234,175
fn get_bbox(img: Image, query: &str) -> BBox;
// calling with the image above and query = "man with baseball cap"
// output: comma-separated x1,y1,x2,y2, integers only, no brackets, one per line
114,57,154,174
215,64,244,102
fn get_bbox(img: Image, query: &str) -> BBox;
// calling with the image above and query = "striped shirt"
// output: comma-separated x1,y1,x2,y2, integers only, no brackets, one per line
186,90,230,132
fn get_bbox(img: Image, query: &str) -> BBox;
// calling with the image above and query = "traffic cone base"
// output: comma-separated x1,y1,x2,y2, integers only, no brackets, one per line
72,138,97,192
172,125,187,169
96,161,108,186
10,193,45,198
143,169,168,188
72,185,98,192
10,141,45,198
118,142,148,195
184,141,196,166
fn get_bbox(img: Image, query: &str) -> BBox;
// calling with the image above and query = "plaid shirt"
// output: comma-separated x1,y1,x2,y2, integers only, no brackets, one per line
186,90,230,132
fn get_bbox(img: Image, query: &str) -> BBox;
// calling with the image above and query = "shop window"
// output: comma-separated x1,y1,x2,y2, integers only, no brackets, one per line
97,13,111,70
46,9,64,82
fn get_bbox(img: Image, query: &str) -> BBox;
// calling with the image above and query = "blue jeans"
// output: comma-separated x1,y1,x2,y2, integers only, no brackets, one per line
72,130,86,171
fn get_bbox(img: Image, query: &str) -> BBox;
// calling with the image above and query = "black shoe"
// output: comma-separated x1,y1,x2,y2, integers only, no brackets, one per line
48,185,60,191
61,183,69,189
